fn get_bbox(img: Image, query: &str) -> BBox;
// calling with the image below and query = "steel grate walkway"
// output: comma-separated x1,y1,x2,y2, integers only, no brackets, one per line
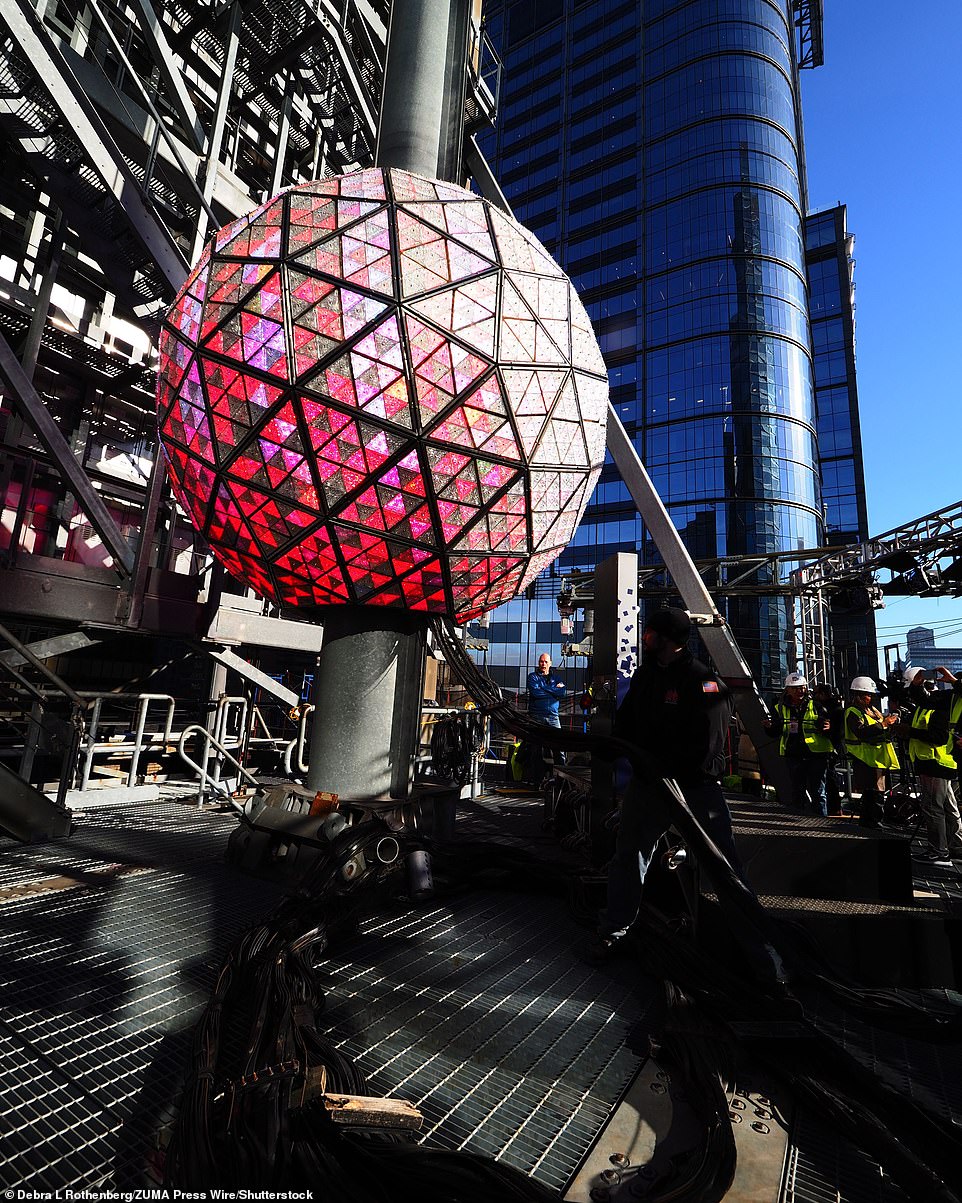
0,796,658,1192
317,891,651,1190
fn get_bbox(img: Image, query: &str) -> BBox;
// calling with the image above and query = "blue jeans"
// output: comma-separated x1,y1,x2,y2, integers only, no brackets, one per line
785,755,828,815
602,776,740,938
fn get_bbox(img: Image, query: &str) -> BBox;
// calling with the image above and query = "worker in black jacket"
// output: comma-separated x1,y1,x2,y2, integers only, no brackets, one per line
585,606,739,960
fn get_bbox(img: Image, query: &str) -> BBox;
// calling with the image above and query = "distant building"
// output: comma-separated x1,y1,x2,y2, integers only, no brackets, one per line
904,626,962,677
805,205,877,682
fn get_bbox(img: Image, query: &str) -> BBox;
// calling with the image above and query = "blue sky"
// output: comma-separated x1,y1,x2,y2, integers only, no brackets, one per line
800,1,962,655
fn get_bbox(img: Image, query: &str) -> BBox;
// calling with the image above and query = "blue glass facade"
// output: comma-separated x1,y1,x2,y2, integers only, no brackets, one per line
805,205,877,680
478,0,826,694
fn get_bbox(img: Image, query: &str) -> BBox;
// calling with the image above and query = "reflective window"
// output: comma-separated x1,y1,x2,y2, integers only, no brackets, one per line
645,187,803,273
646,336,815,424
808,258,843,315
645,0,792,49
645,56,796,140
645,18,792,77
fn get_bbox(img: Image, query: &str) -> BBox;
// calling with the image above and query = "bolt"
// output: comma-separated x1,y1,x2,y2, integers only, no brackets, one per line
600,1168,622,1185
754,1107,772,1120
609,1153,630,1168
730,1097,746,1110
751,1122,770,1134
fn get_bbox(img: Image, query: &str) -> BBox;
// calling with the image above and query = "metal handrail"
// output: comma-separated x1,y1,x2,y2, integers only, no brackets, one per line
79,693,178,791
177,723,259,809
282,703,314,777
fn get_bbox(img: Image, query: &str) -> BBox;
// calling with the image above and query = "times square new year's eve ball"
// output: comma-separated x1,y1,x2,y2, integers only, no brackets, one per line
156,168,608,622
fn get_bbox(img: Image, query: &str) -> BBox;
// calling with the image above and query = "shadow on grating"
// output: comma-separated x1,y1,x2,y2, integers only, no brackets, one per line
0,799,659,1194
782,1107,908,1203
315,888,659,1193
0,802,287,1190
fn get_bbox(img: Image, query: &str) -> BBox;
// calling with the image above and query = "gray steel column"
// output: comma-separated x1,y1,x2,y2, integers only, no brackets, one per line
306,609,426,801
190,0,241,263
375,0,472,181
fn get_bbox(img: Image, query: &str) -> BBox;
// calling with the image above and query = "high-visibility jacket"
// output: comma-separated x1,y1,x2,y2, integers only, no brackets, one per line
909,706,957,771
777,699,832,756
844,706,899,770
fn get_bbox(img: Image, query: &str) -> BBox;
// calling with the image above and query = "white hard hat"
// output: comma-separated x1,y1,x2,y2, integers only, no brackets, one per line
784,672,807,688
850,676,878,693
902,665,925,687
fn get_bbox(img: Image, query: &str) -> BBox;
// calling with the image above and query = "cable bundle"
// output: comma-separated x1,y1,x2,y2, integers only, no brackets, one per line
428,709,485,785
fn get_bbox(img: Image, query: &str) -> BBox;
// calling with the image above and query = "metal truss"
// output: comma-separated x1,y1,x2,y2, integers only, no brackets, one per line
794,499,962,596
792,0,824,69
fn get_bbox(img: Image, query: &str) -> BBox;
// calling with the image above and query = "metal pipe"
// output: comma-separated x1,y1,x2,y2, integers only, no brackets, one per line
177,723,259,807
0,620,86,708
80,696,103,792
374,0,471,181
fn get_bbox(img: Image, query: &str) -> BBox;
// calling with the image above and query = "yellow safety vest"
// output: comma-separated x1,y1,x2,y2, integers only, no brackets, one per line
909,706,957,771
844,706,899,770
777,699,832,756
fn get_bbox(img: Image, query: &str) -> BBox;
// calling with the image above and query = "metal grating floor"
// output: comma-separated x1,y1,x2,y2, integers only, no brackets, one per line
2,788,960,1198
317,891,650,1190
782,1107,908,1203
0,794,657,1192
0,802,288,1189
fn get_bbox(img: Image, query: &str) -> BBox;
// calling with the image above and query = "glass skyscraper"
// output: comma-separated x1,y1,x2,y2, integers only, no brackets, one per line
477,0,825,694
805,204,877,680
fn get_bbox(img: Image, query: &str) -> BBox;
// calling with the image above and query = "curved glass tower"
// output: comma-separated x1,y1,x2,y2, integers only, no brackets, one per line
640,0,822,683
480,0,825,691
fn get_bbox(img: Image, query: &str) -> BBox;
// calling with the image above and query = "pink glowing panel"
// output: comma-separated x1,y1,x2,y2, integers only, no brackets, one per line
156,167,608,621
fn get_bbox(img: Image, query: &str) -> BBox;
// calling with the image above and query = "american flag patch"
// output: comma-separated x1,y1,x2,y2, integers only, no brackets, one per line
702,680,720,693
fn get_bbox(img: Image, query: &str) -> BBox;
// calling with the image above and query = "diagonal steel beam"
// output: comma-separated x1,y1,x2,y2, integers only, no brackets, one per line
605,408,792,805
0,631,100,669
128,0,206,152
3,0,188,295
0,332,135,577
201,645,299,708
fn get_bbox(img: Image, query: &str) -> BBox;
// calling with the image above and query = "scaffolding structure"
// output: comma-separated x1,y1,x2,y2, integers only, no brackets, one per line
551,498,962,690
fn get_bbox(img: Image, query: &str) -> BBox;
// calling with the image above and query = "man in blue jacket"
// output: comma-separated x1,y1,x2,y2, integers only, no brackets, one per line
526,652,566,778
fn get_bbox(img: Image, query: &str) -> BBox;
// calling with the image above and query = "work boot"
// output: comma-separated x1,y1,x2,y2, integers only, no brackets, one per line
579,932,628,965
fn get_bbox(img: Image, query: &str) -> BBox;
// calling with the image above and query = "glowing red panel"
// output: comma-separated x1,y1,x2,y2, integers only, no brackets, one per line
157,167,608,620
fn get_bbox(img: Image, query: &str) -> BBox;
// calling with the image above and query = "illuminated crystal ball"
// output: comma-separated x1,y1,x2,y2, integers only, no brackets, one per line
156,167,608,621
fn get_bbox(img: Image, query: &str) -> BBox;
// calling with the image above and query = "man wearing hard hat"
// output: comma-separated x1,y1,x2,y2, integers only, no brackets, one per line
898,665,962,868
763,672,833,815
843,677,900,828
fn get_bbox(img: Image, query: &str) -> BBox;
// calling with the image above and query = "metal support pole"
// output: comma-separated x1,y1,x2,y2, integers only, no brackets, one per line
124,451,166,628
270,72,293,197
604,408,793,805
375,0,472,181
20,209,64,384
191,0,242,263
306,608,427,801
